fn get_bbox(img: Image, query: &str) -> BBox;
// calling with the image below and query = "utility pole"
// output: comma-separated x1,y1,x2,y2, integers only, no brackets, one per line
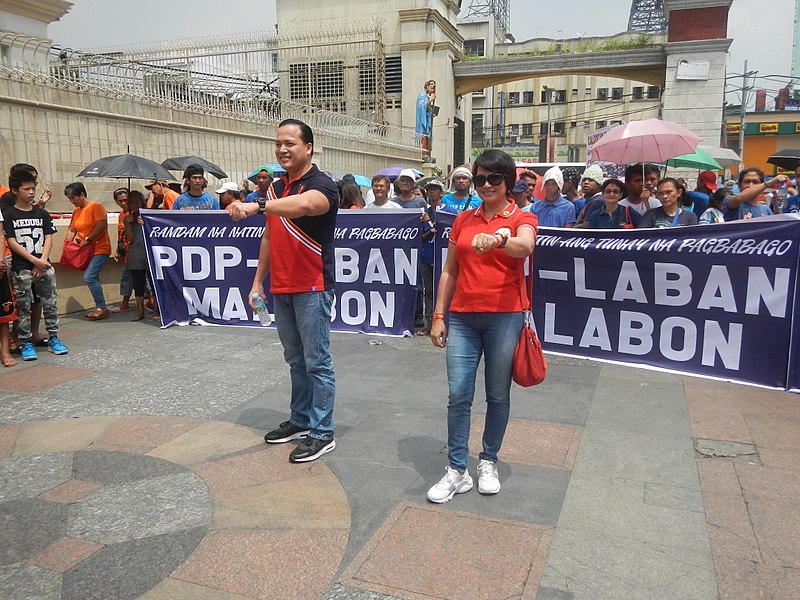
737,60,758,164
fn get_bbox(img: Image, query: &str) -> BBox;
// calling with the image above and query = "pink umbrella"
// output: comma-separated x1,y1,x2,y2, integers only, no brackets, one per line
590,118,703,165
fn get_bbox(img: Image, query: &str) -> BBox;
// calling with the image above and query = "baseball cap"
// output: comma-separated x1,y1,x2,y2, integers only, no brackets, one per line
698,171,718,191
397,168,418,181
511,179,528,193
215,182,239,194
724,179,737,193
424,178,446,191
144,179,168,190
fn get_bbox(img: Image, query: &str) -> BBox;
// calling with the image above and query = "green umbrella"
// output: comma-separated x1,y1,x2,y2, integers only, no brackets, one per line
665,147,721,171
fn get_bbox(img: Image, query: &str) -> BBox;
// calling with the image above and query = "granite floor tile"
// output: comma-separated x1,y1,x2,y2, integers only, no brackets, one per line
469,417,582,470
72,450,187,486
37,479,102,504
0,453,74,501
193,443,319,494
340,501,551,600
26,536,105,573
0,562,61,600
212,468,350,530
0,424,20,458
88,416,205,454
0,364,97,394
13,417,121,455
744,413,800,452
172,529,348,600
696,460,761,562
736,463,800,568
0,498,69,565
61,527,206,600
67,472,212,545
138,577,256,600
758,447,800,471
146,422,264,467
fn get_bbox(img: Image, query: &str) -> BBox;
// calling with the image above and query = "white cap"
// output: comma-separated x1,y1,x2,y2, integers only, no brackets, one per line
543,166,563,192
215,182,239,194
397,168,418,180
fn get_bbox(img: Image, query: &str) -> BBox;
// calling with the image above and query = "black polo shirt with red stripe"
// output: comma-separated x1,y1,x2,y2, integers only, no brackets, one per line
268,164,339,294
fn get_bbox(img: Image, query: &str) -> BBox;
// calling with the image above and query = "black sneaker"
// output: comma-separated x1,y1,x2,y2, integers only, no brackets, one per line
289,437,335,463
264,421,310,444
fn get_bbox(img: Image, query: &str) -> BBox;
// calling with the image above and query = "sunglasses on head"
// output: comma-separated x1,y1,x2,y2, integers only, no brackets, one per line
472,173,505,187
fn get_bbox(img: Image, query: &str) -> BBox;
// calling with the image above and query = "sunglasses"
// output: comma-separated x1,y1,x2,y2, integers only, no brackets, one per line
472,173,505,187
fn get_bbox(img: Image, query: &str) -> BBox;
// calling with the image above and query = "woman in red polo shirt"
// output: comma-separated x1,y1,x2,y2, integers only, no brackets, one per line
427,149,538,503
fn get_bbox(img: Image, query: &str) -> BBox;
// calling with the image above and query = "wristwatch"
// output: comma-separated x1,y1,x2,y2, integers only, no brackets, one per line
257,198,266,214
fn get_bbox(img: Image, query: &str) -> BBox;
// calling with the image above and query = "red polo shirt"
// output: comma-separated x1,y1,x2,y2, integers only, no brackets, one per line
449,201,538,313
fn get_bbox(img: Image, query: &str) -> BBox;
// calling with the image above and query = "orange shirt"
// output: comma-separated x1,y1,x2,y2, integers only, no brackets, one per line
71,201,111,256
162,189,178,210
448,201,538,313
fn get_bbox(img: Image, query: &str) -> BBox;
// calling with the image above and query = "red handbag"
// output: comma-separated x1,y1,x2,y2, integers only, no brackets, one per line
513,254,547,387
60,239,94,270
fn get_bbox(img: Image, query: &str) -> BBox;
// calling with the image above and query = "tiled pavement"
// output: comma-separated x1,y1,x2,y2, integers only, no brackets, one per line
0,313,797,599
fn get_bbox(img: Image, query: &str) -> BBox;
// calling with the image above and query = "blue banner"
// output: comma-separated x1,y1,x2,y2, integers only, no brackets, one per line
532,217,800,391
143,208,800,390
142,209,421,336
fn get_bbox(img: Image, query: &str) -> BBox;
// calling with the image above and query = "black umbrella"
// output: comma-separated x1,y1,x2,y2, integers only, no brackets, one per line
78,153,176,181
161,155,228,179
766,149,800,171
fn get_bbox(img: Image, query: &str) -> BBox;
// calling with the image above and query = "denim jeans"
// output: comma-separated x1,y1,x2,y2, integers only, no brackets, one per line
445,311,524,472
273,290,336,441
84,254,109,309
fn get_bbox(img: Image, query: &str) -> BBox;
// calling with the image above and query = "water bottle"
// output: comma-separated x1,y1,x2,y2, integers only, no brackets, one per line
251,293,272,326
777,181,788,210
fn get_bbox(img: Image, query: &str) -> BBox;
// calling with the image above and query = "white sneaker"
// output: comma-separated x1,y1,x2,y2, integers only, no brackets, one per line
477,459,501,495
427,466,473,503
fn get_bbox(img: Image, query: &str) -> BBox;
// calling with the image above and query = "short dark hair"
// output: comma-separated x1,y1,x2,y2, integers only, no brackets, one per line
278,118,314,156
624,163,660,180
601,177,628,199
113,187,129,200
738,167,765,186
709,188,727,210
64,181,87,197
472,149,516,191
8,163,36,180
371,174,391,187
9,170,36,191
184,164,204,179
518,170,537,181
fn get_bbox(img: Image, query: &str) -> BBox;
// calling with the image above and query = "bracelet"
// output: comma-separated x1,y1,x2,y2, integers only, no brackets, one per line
493,233,508,249
432,312,445,321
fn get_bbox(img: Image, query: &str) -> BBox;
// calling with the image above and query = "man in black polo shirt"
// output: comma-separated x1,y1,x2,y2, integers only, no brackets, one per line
230,119,339,463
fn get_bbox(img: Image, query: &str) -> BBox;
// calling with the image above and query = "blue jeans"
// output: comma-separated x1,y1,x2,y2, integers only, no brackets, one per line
445,311,524,472
273,290,336,441
84,254,109,309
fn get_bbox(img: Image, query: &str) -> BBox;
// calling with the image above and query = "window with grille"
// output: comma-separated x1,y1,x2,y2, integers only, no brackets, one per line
508,92,520,104
522,91,534,104
359,57,377,111
555,89,567,103
597,88,609,101
612,87,623,100
632,86,644,100
289,63,310,102
647,85,660,99
522,123,533,136
472,113,484,143
464,39,485,57
553,122,565,135
289,61,345,112
385,55,402,109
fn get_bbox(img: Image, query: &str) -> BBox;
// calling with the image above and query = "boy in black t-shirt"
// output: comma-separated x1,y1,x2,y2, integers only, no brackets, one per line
3,171,68,361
